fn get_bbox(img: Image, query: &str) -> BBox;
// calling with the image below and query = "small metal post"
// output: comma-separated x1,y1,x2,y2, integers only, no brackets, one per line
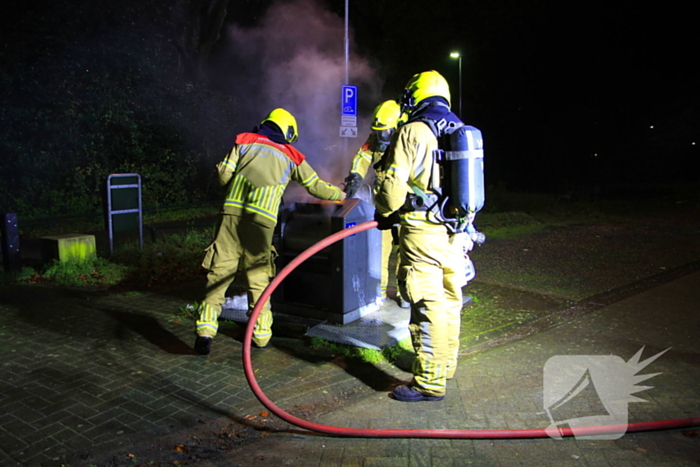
105,174,143,255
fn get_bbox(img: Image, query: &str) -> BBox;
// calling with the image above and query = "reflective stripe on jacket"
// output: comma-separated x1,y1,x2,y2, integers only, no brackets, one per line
219,133,343,227
350,133,386,178
351,132,391,196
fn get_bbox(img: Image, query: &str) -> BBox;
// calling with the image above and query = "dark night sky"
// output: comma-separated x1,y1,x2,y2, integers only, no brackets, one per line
2,0,698,195
227,0,699,190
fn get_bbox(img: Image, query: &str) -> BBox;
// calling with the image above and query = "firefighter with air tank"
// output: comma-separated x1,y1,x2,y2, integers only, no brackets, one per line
374,70,485,401
194,108,345,355
343,100,404,300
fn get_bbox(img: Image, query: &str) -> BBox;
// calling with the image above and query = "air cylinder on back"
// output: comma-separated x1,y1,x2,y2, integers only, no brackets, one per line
445,125,485,215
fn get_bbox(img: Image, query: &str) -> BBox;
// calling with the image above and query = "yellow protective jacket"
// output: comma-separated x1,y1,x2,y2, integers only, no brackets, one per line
218,133,343,228
374,121,444,228
349,132,385,179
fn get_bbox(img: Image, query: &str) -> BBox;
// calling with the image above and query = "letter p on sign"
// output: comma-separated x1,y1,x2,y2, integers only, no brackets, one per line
341,85,357,116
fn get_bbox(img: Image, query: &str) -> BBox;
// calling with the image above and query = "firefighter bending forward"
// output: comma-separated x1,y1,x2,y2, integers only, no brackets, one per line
374,71,472,401
194,108,345,355
343,100,403,299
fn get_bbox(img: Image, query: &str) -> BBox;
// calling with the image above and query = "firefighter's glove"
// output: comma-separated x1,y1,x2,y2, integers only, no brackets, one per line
343,172,363,198
374,210,400,231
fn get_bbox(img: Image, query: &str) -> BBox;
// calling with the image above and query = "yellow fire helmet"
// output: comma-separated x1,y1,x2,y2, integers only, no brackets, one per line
261,108,298,143
401,70,451,112
370,100,402,131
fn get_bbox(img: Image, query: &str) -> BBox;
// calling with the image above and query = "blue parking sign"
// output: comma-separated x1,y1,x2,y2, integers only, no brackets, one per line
341,84,357,116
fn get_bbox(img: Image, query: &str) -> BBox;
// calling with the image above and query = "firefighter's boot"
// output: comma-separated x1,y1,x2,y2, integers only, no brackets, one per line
194,336,212,355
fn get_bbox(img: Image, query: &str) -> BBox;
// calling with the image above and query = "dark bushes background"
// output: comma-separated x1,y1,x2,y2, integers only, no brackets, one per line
0,0,237,219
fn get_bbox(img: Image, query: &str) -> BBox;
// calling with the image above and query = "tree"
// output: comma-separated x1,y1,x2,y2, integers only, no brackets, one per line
170,0,230,84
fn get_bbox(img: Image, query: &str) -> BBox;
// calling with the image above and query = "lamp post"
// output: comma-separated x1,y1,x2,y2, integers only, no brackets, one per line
450,51,462,119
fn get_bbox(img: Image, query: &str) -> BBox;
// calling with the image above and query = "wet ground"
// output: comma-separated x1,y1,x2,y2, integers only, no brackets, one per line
471,209,700,300
460,207,700,353
2,202,699,465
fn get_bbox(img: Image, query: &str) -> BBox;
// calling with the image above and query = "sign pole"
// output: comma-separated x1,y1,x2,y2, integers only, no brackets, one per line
340,3,357,141
343,0,349,156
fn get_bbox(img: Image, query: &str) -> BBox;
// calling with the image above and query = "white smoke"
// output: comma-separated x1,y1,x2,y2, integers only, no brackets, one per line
220,0,382,192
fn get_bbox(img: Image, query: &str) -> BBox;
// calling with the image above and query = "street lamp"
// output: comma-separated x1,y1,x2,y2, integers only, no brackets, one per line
450,51,462,119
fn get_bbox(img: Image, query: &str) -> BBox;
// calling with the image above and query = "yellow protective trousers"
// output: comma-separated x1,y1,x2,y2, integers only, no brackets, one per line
196,214,276,347
380,228,396,298
398,224,465,397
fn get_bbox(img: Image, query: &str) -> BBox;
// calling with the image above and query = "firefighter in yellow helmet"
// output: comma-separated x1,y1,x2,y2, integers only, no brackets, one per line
343,99,403,299
374,71,474,401
194,108,346,354
344,100,402,198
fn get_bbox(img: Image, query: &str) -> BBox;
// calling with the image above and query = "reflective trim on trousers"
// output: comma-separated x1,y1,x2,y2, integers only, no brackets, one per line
196,302,221,338
249,308,273,347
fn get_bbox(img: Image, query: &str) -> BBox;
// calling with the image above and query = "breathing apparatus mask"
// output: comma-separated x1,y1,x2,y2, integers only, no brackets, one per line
400,88,417,116
373,128,394,152
369,100,402,152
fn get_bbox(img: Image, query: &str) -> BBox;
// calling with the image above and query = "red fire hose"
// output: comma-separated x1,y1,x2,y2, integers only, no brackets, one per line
242,220,700,438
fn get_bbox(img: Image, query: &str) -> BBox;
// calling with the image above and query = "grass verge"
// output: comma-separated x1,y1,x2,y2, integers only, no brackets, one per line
308,336,414,365
1,227,213,290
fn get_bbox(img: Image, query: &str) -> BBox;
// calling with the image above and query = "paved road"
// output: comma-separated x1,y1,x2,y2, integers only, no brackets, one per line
219,270,700,466
1,263,699,465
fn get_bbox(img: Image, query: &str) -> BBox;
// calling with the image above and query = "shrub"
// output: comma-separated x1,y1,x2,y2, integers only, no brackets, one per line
41,257,129,287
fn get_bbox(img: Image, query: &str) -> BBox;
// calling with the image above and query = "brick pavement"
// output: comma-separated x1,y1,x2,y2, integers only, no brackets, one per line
221,270,700,466
1,269,699,466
